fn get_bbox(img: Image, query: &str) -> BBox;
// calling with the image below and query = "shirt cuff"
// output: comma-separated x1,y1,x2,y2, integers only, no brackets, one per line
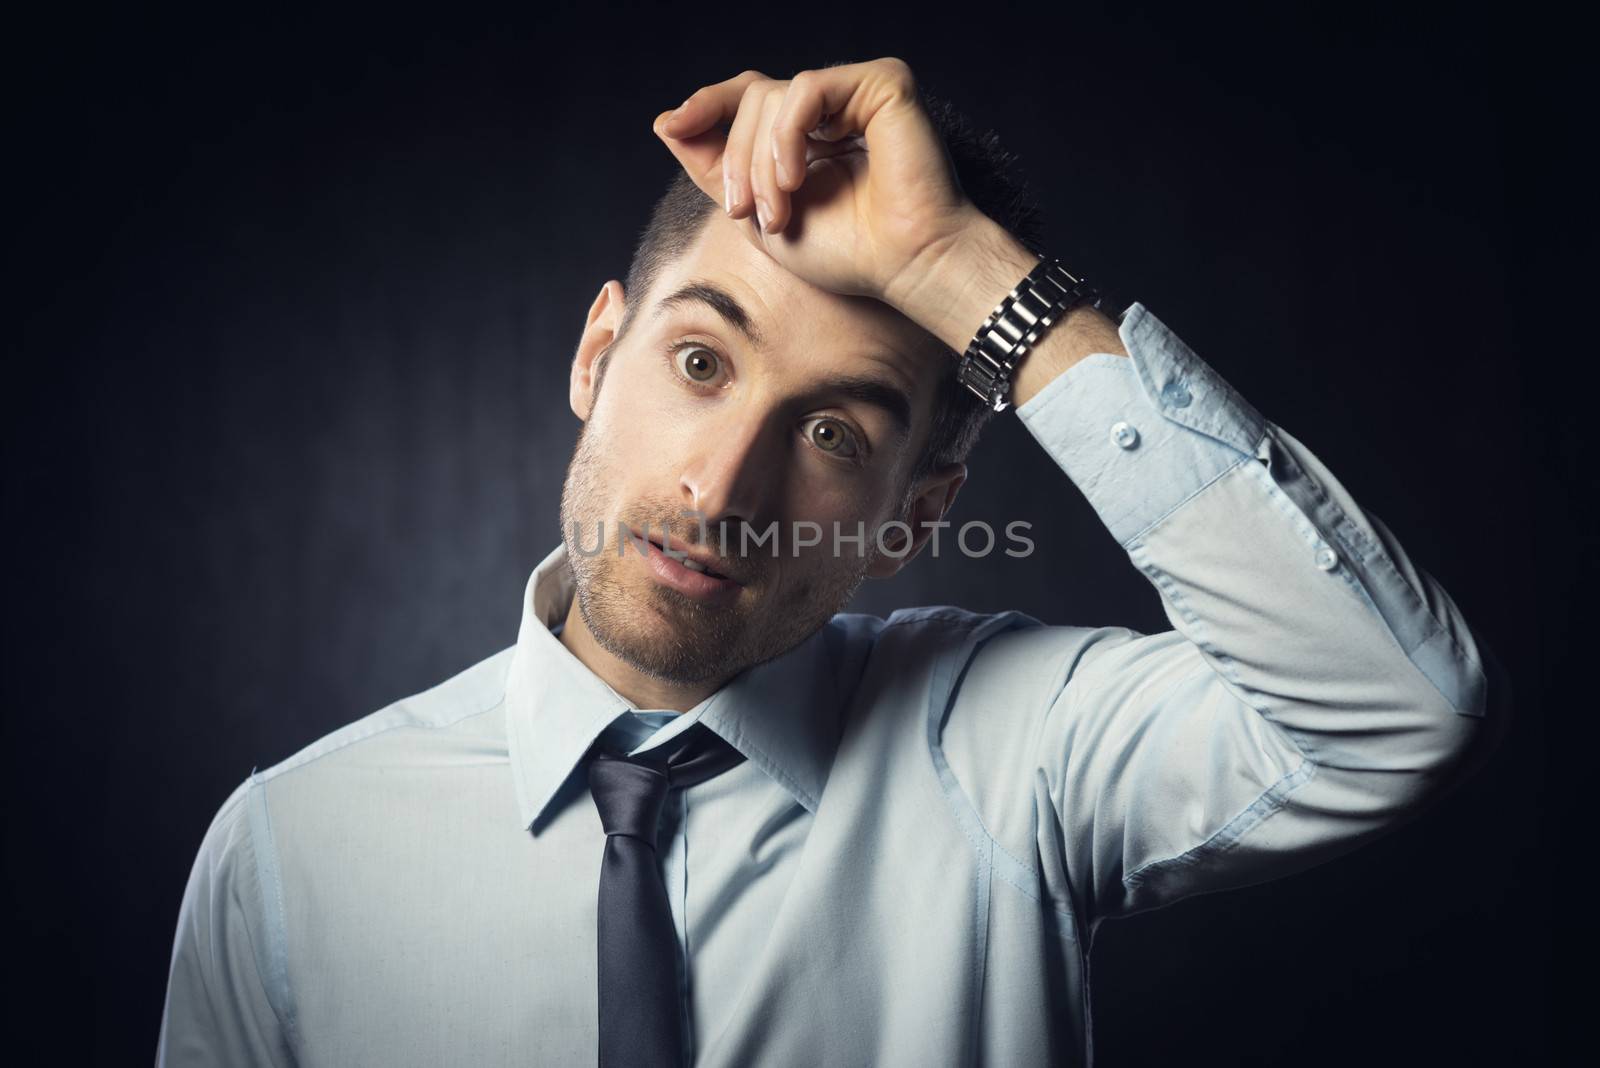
1014,302,1270,548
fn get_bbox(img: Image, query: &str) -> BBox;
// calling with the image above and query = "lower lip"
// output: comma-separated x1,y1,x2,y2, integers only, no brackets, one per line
639,540,743,602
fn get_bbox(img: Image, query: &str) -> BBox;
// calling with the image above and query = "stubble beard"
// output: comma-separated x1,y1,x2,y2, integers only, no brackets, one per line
557,418,876,688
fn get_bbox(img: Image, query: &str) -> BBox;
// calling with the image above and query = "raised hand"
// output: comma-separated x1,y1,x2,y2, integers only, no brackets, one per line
651,58,989,307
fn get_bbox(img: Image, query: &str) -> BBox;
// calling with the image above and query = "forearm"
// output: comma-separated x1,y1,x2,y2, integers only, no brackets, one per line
883,212,1128,406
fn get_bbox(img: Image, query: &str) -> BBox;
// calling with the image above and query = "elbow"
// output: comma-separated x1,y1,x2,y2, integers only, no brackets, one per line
1429,630,1513,796
1395,635,1510,809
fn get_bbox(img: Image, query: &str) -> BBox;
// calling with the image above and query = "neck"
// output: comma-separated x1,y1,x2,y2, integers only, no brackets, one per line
557,597,723,713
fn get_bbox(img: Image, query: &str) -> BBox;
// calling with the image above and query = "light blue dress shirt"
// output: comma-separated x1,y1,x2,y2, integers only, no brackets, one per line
157,302,1493,1067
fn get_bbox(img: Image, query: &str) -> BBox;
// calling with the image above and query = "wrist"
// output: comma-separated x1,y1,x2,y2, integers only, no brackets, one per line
883,212,1040,356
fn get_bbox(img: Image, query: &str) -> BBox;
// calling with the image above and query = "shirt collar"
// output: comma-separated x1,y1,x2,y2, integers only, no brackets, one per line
504,542,843,833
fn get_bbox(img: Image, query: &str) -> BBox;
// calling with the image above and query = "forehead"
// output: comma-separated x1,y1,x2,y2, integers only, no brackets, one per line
640,210,944,430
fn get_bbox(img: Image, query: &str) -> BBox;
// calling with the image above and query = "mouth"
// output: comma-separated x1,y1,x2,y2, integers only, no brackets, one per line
629,528,745,601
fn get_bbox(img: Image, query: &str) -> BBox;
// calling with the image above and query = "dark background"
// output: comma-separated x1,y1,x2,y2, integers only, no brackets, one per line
7,3,1573,1064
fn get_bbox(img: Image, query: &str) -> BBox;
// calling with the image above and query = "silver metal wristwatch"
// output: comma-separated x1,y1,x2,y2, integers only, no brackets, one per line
955,256,1104,413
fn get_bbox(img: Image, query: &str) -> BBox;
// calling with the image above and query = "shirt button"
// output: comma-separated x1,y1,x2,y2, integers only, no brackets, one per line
1161,380,1192,408
1314,546,1338,571
1110,421,1139,449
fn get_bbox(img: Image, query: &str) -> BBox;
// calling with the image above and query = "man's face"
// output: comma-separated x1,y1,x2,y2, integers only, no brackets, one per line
559,209,959,686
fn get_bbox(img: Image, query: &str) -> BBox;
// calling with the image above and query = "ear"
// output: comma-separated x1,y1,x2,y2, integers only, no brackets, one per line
865,462,968,580
571,280,626,422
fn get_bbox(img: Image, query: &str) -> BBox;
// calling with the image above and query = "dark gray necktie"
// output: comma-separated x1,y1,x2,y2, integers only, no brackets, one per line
586,723,748,1068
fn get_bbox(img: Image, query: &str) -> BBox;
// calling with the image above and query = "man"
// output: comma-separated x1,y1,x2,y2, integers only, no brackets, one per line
158,59,1500,1066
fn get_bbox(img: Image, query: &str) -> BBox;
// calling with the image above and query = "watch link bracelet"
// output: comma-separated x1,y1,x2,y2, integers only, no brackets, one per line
955,256,1105,413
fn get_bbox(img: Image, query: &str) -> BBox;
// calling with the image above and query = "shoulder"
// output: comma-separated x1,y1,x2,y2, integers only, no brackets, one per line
251,644,516,789
830,602,1085,712
829,603,1031,641
834,600,1132,677
208,645,519,867
827,602,1116,692
835,602,1054,657
186,777,259,883
189,646,520,921
186,645,516,866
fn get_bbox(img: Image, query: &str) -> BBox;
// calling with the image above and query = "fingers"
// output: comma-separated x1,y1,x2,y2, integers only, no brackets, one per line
693,78,790,235
772,59,915,184
667,68,768,139
655,69,771,209
720,80,767,226
749,91,786,234
656,59,920,237
771,69,838,196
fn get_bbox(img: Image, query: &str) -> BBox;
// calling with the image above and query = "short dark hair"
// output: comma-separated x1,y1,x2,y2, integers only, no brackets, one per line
612,72,1045,502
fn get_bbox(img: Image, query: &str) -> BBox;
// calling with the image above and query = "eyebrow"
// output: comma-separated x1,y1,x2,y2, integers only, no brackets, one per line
653,278,913,438
817,374,913,440
654,280,767,351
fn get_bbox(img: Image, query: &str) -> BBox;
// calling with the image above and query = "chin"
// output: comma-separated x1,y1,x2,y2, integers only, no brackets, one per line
578,577,754,685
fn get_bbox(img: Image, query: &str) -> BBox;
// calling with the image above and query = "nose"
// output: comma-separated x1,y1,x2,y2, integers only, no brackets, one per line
678,409,781,538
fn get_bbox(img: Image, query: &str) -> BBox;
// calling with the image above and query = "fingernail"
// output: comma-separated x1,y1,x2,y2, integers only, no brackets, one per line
724,172,734,214
776,155,791,188
755,198,770,232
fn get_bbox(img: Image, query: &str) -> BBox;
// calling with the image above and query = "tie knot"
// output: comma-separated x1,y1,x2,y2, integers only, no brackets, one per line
586,724,747,844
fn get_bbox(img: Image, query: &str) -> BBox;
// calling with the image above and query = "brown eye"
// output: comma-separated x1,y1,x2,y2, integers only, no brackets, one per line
802,416,859,458
675,345,721,383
